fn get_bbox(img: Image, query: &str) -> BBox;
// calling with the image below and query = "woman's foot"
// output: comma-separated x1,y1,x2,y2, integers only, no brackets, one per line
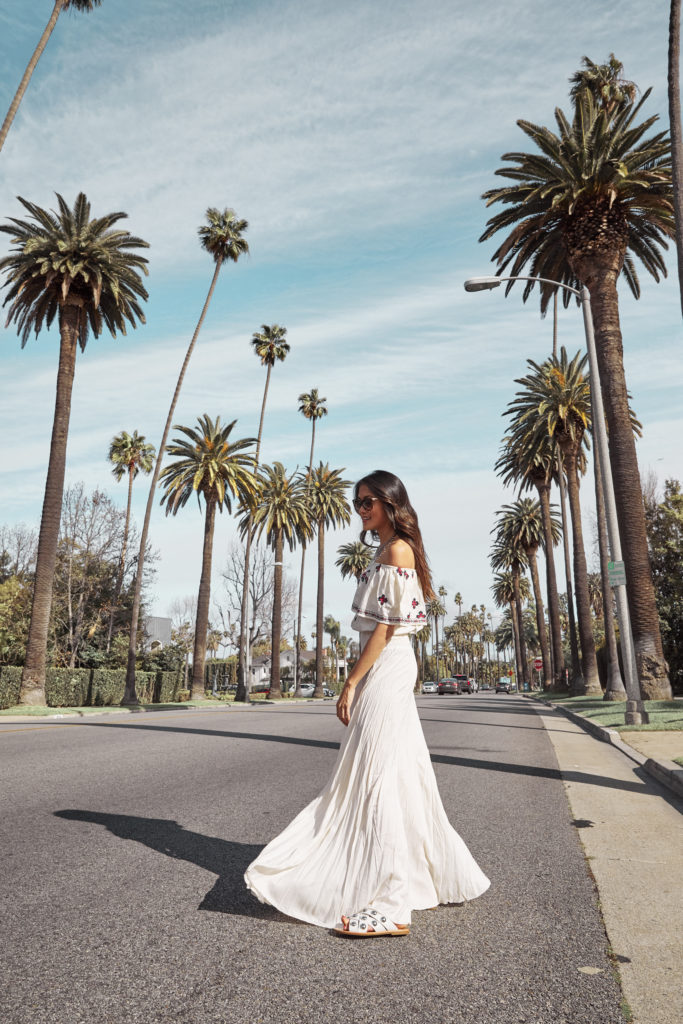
335,908,409,937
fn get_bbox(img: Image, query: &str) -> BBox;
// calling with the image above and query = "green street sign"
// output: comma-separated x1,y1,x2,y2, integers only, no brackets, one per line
607,560,626,587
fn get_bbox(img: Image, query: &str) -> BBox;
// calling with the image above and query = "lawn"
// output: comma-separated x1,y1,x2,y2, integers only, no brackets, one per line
528,692,683,731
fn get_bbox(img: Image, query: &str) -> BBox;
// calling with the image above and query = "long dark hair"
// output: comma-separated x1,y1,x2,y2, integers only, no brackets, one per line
355,469,435,600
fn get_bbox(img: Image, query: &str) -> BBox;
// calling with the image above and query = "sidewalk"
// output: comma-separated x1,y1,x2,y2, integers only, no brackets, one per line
534,704,683,1024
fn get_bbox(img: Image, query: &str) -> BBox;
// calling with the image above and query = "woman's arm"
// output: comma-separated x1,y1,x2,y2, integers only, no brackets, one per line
336,621,394,726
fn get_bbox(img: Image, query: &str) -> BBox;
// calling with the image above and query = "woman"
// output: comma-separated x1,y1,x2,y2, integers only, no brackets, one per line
244,470,490,937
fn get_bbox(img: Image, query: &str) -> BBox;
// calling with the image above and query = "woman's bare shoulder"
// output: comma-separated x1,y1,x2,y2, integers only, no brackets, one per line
379,538,415,569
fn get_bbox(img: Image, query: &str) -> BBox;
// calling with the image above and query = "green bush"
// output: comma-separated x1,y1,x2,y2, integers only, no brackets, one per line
135,670,156,703
0,665,22,709
177,689,191,702
91,668,127,706
158,670,181,703
45,667,92,707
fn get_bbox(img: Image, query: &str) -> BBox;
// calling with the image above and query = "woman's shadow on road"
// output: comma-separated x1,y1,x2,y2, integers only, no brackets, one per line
54,809,290,922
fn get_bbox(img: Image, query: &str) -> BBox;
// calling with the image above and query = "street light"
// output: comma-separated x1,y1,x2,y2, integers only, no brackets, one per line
464,273,648,724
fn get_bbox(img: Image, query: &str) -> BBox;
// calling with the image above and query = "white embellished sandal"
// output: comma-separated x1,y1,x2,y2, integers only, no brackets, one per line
335,907,410,938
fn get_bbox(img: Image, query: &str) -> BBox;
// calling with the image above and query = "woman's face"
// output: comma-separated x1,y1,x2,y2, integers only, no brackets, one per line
356,484,390,534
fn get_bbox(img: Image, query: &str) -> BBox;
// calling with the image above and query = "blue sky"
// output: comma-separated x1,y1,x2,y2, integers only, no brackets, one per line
0,0,681,640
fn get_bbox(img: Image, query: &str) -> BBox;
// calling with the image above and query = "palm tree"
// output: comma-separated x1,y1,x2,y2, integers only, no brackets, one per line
124,207,248,704
480,76,674,698
425,597,446,681
506,348,601,695
307,464,351,698
0,1,103,156
496,499,561,690
159,416,257,699
495,436,566,687
569,54,637,117
335,540,373,581
0,193,149,704
235,325,290,702
239,463,309,699
106,430,155,650
490,529,531,689
415,623,431,681
669,2,683,315
491,571,531,687
294,389,328,695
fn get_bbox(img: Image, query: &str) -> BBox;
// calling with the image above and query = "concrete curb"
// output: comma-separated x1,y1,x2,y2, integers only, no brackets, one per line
527,695,683,803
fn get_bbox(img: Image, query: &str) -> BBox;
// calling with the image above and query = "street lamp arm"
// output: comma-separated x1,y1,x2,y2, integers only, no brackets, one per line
464,274,581,298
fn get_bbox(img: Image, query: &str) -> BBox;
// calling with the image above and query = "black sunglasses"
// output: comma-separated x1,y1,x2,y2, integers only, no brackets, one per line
353,496,381,513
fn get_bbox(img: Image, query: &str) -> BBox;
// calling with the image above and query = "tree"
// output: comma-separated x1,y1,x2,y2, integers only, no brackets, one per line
159,415,257,699
0,193,149,704
294,388,328,696
669,1,683,315
569,54,637,117
495,435,565,687
239,463,309,699
426,597,446,682
0,1,103,156
125,206,248,704
491,571,531,685
490,529,531,689
307,464,351,698
236,325,290,702
505,349,601,695
106,430,155,650
480,72,674,698
644,477,683,693
496,498,560,690
335,540,373,581
222,540,297,662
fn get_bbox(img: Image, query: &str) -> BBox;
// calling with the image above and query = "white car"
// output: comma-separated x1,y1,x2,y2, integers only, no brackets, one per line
288,683,315,698
421,681,438,694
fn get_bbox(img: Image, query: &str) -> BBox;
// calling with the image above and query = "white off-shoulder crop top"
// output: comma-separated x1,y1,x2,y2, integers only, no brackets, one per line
351,558,428,635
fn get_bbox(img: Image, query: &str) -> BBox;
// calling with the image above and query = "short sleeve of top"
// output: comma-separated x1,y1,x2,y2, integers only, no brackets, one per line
351,560,428,635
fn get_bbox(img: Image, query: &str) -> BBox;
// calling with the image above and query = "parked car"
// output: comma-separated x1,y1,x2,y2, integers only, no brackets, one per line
323,688,336,698
437,677,461,694
421,681,438,694
288,683,316,698
496,678,514,693
458,675,479,694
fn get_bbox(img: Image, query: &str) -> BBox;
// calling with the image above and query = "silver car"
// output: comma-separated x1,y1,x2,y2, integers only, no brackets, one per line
421,681,438,694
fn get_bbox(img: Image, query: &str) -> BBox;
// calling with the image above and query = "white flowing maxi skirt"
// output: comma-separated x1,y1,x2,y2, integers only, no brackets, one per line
244,633,490,928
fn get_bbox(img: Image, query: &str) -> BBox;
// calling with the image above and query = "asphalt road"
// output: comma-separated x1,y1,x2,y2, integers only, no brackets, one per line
0,693,626,1024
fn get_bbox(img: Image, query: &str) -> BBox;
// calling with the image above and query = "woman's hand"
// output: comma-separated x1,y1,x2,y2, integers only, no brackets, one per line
336,684,355,726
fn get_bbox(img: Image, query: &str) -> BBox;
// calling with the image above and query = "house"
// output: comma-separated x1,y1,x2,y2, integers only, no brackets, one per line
249,648,316,688
143,616,172,652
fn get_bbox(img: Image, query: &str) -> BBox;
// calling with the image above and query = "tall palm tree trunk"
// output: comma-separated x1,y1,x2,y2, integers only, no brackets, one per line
557,456,581,690
106,465,134,652
0,0,65,156
669,0,683,317
314,522,325,698
124,258,224,704
191,498,217,699
509,600,523,687
594,450,627,701
295,419,317,696
534,480,564,687
269,530,283,699
512,570,529,688
21,307,80,703
585,271,671,699
527,548,552,689
562,449,601,695
235,365,272,702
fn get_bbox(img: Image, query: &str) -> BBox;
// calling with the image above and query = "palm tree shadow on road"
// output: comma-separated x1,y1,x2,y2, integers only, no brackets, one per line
53,809,294,922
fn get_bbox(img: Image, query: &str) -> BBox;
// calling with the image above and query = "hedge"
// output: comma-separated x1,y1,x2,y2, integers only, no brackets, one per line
0,666,22,709
0,666,184,709
45,667,91,707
